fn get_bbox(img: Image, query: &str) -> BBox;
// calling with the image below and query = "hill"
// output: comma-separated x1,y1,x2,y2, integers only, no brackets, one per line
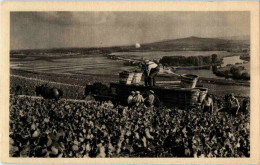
218,35,250,41
138,36,249,51
10,36,250,54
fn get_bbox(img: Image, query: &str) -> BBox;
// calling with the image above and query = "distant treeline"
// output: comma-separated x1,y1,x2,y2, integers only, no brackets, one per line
213,66,250,80
159,54,219,67
10,47,114,55
240,54,250,61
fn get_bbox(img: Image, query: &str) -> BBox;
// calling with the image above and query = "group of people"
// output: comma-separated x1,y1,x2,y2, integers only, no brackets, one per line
127,90,157,107
9,94,249,158
201,93,243,115
127,89,243,116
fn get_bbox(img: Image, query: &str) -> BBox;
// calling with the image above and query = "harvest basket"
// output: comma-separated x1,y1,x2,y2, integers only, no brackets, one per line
180,74,198,88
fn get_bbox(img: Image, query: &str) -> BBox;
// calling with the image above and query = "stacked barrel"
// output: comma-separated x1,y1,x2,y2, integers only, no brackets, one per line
180,74,208,104
195,88,208,103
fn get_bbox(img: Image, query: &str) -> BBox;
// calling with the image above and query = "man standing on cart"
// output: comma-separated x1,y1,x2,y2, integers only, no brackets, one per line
143,59,160,87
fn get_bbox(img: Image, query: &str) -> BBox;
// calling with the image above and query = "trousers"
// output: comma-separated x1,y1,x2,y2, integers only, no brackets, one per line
147,67,160,86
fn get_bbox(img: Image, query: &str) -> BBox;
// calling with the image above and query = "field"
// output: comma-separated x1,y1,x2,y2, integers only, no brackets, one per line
11,54,132,75
11,50,243,76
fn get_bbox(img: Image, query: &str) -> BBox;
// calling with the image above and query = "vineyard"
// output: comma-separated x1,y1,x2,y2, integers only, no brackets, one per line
11,69,119,85
9,95,250,158
10,75,85,100
10,67,123,100
9,67,250,158
9,68,251,158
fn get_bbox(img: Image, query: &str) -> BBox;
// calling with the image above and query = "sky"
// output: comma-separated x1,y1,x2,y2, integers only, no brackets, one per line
10,11,250,50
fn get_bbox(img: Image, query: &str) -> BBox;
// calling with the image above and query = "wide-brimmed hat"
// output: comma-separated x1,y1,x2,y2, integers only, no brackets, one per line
131,91,135,95
149,90,154,94
144,60,150,63
136,91,140,94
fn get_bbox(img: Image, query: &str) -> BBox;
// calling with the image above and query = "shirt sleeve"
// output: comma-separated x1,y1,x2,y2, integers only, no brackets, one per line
235,98,240,107
147,62,158,75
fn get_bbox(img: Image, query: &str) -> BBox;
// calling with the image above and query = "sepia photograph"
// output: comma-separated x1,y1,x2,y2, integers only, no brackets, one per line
1,1,259,164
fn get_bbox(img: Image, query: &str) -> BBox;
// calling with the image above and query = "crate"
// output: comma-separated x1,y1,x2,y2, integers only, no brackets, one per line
132,72,143,84
119,72,134,85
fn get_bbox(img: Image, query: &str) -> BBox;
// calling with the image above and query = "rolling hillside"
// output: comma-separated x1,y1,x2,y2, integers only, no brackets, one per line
139,36,249,51
10,36,250,54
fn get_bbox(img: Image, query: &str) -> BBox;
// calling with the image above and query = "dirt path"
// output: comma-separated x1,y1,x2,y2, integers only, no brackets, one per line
11,74,180,86
11,74,85,88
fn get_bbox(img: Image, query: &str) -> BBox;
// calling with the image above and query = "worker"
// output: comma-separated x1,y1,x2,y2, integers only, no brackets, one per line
133,91,144,107
127,91,136,106
229,93,240,115
145,90,155,107
241,98,249,115
85,91,95,102
201,94,214,113
143,59,160,87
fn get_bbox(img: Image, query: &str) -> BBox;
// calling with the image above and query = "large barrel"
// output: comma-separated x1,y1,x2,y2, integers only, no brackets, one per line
119,71,134,85
181,74,198,88
197,88,208,103
191,89,200,103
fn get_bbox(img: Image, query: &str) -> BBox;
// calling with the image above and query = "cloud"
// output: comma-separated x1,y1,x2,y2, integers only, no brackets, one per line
10,11,250,50
34,12,117,26
35,12,76,25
